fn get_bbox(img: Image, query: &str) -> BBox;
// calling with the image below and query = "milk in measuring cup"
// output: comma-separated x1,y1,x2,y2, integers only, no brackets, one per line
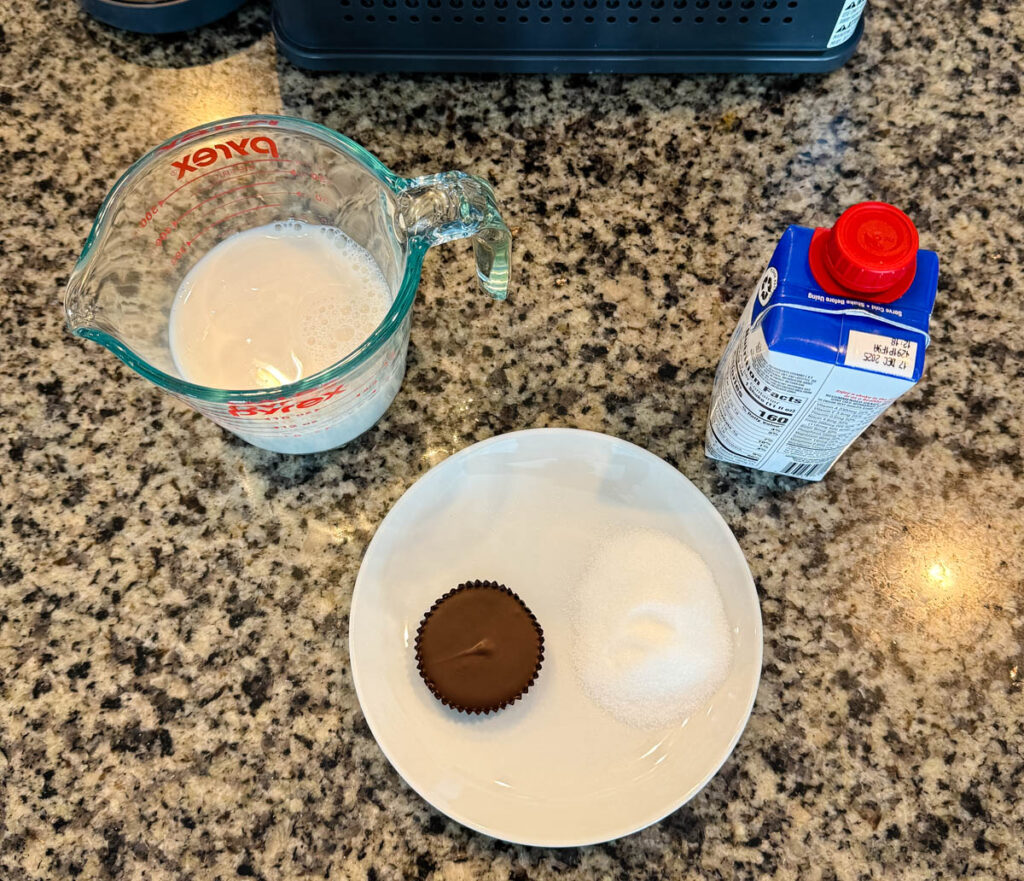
706,202,939,481
65,115,513,456
170,220,391,389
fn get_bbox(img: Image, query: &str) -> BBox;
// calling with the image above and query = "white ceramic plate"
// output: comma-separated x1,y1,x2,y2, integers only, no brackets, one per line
350,429,762,846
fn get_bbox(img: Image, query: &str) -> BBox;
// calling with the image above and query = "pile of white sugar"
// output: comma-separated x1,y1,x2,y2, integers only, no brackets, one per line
571,528,734,729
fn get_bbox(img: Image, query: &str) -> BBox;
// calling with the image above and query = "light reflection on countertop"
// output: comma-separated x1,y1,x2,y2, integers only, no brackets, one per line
866,506,1009,642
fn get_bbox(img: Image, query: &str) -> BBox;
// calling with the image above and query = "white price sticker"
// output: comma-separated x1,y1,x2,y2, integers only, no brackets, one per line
844,330,918,379
827,0,867,49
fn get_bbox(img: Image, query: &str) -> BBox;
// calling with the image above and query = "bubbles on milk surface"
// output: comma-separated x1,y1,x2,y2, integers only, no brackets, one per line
571,528,734,730
169,221,392,390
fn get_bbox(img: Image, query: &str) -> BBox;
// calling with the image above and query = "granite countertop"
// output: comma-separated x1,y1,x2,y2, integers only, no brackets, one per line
2,0,1023,877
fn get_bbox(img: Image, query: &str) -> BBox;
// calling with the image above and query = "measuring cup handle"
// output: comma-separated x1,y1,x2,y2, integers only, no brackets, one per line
397,172,512,301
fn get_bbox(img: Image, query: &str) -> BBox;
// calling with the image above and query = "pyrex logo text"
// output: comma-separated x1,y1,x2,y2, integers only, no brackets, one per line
227,381,347,418
172,136,279,179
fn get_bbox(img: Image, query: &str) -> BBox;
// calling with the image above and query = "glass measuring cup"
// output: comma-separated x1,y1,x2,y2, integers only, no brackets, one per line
64,115,511,454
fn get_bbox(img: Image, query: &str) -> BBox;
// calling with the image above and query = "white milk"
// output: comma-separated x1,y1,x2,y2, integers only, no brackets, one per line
169,221,392,390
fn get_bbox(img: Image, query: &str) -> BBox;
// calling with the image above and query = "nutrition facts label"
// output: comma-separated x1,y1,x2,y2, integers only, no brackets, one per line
707,317,832,472
706,298,915,480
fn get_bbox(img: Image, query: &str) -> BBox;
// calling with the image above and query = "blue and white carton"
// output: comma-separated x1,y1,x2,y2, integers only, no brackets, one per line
706,204,939,481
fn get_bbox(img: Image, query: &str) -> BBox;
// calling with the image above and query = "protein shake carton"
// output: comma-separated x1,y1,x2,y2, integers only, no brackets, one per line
706,202,939,480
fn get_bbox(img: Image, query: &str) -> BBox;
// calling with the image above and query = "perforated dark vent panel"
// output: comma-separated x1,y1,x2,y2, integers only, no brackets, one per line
273,0,865,72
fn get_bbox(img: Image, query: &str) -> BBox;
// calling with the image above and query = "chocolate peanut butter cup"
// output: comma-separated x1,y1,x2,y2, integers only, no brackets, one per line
414,581,544,715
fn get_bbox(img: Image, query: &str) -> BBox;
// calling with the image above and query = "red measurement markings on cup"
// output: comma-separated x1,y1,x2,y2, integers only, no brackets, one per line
143,160,333,266
137,159,300,230
169,203,283,267
151,180,283,247
160,179,321,260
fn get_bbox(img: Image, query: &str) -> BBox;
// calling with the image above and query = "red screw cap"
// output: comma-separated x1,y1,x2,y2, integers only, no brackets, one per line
808,202,920,303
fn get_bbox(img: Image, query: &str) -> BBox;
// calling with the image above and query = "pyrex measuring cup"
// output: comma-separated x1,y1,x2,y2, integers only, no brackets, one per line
64,115,510,454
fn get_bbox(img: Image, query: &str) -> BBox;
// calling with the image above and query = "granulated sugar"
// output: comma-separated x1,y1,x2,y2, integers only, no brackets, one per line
571,527,734,729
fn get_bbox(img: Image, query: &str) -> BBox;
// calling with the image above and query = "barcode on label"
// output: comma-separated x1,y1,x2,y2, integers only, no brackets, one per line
782,461,828,477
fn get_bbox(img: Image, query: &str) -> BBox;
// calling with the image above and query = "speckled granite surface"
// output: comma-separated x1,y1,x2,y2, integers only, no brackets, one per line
2,0,1023,878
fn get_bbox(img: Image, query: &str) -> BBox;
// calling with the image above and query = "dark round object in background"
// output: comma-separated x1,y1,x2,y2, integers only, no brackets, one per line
79,0,248,34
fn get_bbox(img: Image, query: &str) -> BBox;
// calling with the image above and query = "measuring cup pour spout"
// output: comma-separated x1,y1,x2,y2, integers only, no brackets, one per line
65,203,103,337
64,224,136,359
64,273,90,334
